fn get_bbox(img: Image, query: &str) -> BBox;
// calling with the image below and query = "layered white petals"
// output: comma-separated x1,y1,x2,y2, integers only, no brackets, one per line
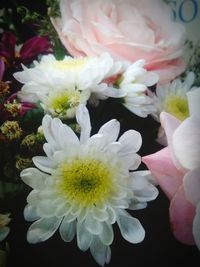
42,114,79,152
21,108,158,265
119,60,158,118
85,216,103,235
15,53,126,118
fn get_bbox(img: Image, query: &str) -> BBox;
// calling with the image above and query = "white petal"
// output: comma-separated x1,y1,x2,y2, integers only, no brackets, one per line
99,222,114,246
160,112,180,146
86,133,106,149
129,201,148,210
59,218,76,242
142,71,159,86
109,198,129,209
27,190,41,206
173,116,200,170
118,130,142,154
130,172,159,202
92,208,109,222
58,123,79,148
106,206,117,224
77,221,92,251
98,119,120,143
183,169,200,206
24,205,40,221
43,143,54,159
120,154,141,170
187,88,200,120
64,211,77,223
90,236,111,266
103,86,125,98
193,203,200,250
20,168,49,189
55,202,71,217
0,227,9,242
106,142,121,154
117,211,145,243
32,156,56,173
160,112,182,169
36,199,57,218
76,104,91,144
42,115,59,149
27,217,62,243
85,215,103,235
134,170,158,185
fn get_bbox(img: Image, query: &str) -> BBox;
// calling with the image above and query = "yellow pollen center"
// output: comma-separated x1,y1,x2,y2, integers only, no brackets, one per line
57,159,114,207
164,95,189,121
44,58,88,71
48,91,80,114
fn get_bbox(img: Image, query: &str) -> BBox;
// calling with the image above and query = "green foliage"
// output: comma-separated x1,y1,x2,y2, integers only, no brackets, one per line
46,0,60,17
17,4,66,59
186,41,200,86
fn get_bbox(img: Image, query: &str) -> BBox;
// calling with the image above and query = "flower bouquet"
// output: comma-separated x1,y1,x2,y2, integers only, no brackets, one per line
0,1,200,267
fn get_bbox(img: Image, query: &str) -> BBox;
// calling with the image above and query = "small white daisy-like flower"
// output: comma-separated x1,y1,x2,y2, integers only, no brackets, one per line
0,213,11,242
118,60,159,117
21,105,158,266
14,53,125,119
153,72,197,121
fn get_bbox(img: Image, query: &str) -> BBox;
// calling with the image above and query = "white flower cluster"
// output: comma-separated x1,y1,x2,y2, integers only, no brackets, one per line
14,53,158,119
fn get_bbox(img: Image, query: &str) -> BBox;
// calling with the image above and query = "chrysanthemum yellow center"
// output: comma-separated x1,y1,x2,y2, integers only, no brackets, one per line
47,58,88,71
164,95,189,121
58,159,114,207
48,91,80,114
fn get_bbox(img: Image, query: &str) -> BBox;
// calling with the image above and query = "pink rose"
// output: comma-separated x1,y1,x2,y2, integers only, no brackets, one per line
51,0,186,84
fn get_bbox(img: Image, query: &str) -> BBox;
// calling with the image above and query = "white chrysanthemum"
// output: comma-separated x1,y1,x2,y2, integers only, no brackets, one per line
0,213,10,242
153,72,197,121
118,60,159,117
21,105,158,266
14,53,125,119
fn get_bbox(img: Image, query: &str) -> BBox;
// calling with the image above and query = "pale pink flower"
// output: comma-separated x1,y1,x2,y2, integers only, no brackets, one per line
51,0,186,84
142,88,200,249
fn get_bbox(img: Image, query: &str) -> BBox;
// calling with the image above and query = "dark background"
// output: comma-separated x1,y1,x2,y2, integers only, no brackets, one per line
0,1,200,266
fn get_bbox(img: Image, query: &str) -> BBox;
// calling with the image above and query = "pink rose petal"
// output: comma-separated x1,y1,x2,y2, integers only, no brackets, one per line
142,147,184,200
170,185,195,245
